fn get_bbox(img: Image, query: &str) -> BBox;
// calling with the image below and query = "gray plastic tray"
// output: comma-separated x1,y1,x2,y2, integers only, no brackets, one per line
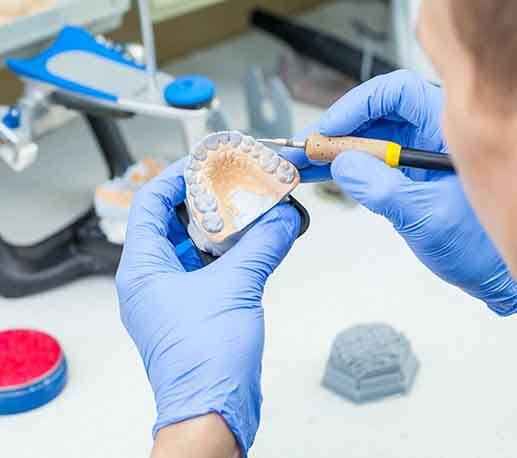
0,0,130,63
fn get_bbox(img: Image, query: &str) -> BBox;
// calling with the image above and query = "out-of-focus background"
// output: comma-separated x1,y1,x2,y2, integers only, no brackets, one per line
2,1,517,457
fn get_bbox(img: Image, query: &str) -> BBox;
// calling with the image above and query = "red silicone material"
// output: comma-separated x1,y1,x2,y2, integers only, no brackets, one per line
0,329,62,390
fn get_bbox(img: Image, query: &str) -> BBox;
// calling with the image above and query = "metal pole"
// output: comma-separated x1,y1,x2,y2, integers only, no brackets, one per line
137,0,159,97
84,114,134,178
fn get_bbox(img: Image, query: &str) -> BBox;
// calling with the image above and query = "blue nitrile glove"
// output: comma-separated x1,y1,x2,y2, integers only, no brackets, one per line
116,159,300,455
282,70,517,315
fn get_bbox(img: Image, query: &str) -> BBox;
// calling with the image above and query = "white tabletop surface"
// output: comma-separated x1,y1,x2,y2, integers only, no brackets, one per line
3,3,517,458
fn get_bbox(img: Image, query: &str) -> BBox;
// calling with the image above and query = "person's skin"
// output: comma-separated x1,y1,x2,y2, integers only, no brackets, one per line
418,0,517,275
152,414,239,458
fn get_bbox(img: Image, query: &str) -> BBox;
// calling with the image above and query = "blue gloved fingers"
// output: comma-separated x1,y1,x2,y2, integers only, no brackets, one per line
331,150,416,229
121,159,188,279
299,164,332,182
280,154,332,182
173,238,204,272
216,203,301,285
127,159,186,240
281,72,445,183
166,209,204,272
279,71,427,168
320,70,438,138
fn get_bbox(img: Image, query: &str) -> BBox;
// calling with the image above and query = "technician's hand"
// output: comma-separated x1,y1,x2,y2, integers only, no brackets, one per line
283,70,517,315
116,159,300,456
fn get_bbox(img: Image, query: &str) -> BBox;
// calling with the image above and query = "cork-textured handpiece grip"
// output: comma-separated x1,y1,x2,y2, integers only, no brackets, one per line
305,133,390,162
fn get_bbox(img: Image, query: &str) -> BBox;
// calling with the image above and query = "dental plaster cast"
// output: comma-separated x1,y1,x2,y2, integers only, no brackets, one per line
185,131,300,256
0,0,55,23
94,157,167,244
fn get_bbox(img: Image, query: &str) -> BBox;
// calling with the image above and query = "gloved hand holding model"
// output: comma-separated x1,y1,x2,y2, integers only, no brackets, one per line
113,1,517,457
116,159,300,457
282,70,517,315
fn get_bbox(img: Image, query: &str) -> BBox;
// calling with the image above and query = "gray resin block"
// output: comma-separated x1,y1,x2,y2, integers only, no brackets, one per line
322,323,418,403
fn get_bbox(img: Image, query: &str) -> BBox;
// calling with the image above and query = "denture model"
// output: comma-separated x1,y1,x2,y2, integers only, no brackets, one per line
95,157,167,244
184,131,300,256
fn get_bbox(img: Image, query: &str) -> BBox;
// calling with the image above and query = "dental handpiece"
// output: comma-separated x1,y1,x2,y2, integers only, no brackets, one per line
258,133,455,172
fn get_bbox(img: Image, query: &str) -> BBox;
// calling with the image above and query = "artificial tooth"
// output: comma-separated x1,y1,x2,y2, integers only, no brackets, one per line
260,147,274,161
202,212,224,233
262,155,280,173
241,136,254,152
192,142,207,161
229,131,243,147
217,131,230,144
185,170,199,184
189,183,203,197
186,156,202,171
250,143,263,158
277,161,295,184
194,191,218,213
203,133,221,150
259,148,280,173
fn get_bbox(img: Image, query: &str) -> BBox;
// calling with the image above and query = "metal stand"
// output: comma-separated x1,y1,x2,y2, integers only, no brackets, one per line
85,114,133,178
0,114,133,298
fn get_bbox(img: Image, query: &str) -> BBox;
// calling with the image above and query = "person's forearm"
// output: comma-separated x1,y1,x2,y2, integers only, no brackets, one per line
151,413,241,458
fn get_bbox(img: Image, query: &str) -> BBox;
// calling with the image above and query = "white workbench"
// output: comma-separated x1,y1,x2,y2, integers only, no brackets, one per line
3,3,517,458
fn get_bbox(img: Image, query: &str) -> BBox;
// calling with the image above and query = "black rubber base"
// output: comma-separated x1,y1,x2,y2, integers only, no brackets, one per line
0,209,122,298
175,196,310,265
